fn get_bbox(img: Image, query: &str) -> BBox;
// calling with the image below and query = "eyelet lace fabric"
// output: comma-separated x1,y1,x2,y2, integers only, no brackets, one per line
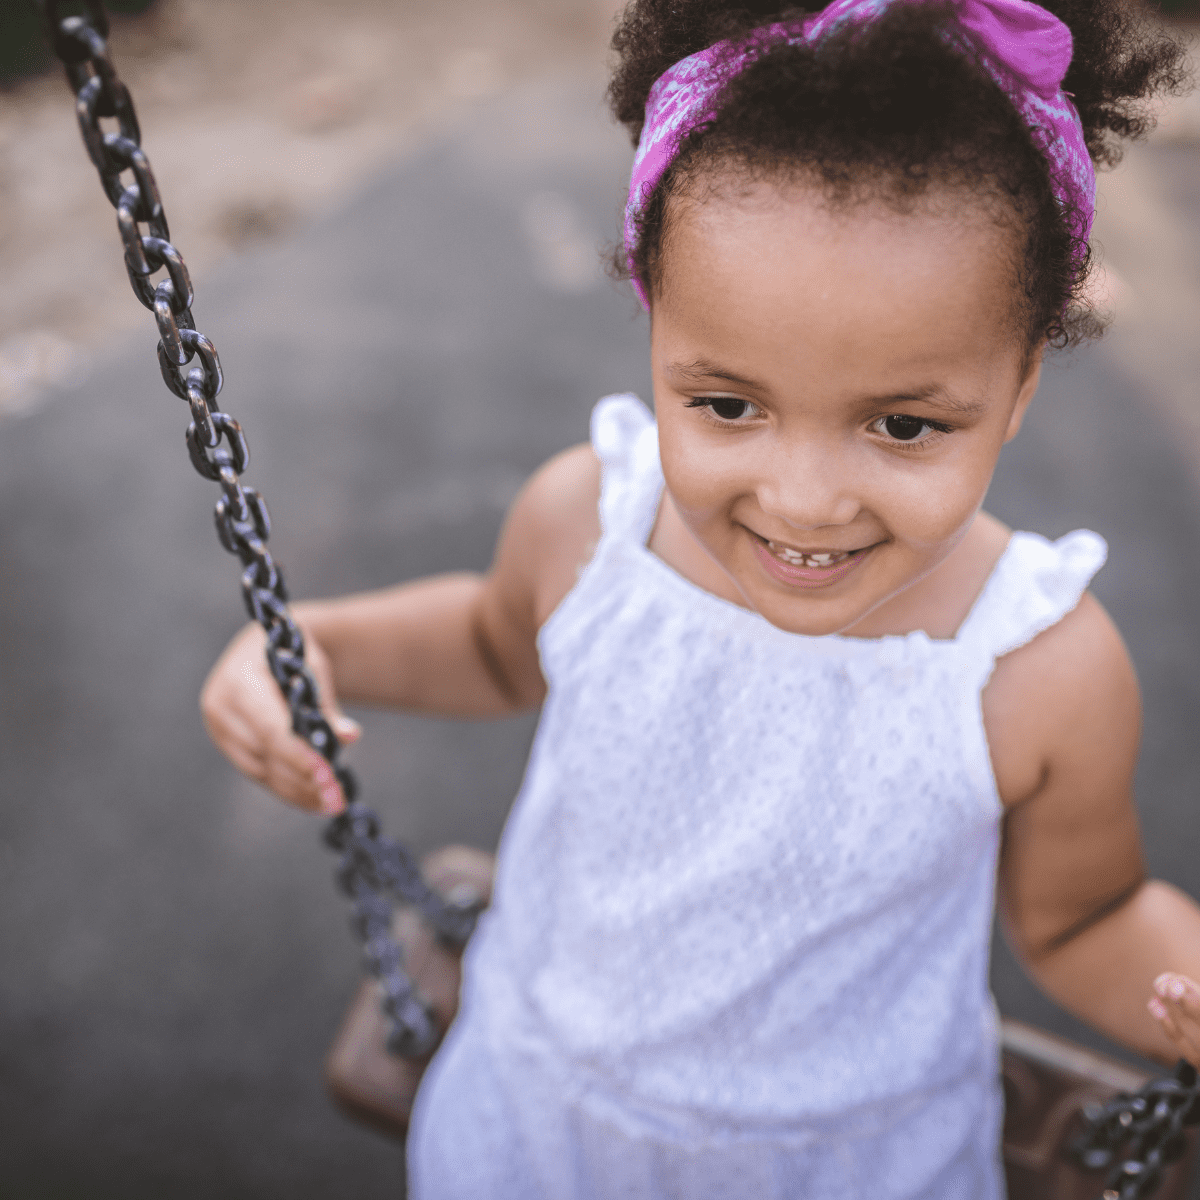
409,394,1108,1200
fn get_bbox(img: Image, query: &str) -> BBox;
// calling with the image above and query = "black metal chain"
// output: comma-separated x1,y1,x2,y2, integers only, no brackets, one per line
1072,1058,1200,1198
39,0,480,1058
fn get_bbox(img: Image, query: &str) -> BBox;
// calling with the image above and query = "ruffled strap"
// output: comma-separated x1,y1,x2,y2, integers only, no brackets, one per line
956,529,1108,662
589,393,663,545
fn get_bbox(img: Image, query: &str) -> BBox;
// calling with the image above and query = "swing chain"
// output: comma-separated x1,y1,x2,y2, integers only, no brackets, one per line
1072,1058,1200,1198
40,0,481,1059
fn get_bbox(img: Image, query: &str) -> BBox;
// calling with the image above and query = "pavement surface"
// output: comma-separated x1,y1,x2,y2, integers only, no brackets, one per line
5,14,1200,1200
0,0,620,416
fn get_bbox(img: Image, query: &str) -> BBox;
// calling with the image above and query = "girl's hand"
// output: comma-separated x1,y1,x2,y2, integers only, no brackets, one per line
199,622,361,815
1148,973,1200,1066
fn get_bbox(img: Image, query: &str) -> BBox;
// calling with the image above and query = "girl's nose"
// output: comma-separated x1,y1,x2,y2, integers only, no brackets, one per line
755,447,861,530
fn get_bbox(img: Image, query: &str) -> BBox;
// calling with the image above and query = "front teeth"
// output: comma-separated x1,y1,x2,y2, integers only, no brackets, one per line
767,542,850,568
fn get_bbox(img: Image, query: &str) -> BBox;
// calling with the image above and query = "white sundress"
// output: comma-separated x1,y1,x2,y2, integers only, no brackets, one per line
408,393,1108,1200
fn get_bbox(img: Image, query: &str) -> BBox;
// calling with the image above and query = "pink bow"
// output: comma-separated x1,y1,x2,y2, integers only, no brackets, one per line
625,0,1093,309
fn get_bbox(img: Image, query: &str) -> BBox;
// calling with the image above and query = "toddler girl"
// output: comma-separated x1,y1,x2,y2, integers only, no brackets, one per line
202,0,1200,1195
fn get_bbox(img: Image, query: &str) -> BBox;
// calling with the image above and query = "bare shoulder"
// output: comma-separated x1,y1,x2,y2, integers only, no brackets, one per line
516,442,601,536
491,442,602,627
983,588,1141,809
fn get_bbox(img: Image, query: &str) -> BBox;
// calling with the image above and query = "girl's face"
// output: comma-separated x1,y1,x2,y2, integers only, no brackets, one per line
651,180,1041,638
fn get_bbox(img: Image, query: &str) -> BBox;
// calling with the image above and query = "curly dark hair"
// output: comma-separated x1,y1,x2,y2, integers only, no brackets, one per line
607,0,1188,346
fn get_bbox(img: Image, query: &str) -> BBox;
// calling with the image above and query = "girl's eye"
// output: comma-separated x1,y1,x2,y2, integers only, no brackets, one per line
873,414,947,444
686,397,759,422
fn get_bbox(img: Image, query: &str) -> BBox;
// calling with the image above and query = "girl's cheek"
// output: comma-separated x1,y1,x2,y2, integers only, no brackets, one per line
888,455,991,543
660,437,743,516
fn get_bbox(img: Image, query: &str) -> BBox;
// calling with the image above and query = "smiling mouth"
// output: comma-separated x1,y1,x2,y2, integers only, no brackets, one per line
762,538,863,568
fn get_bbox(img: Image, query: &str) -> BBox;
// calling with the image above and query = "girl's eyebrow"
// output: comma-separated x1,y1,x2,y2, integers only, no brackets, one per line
869,386,987,417
665,359,761,388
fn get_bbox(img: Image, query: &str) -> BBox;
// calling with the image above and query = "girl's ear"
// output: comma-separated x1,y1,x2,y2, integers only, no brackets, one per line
1003,345,1045,443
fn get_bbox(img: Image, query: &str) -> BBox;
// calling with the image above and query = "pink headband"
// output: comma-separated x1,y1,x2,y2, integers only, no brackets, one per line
624,0,1095,309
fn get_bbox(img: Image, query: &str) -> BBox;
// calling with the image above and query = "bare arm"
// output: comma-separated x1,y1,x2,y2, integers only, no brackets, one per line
200,443,602,812
1021,880,1200,1064
290,572,538,717
990,593,1200,1064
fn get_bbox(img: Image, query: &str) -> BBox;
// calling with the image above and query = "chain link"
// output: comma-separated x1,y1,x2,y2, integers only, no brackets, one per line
1071,1058,1200,1198
40,0,480,1059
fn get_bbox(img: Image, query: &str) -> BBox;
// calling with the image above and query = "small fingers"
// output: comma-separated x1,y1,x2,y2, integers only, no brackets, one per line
221,736,310,808
1161,973,1200,1021
333,714,362,744
268,753,318,804
258,734,343,814
1150,974,1200,1064
304,748,347,816
208,707,267,760
260,727,343,813
212,705,345,814
202,623,349,815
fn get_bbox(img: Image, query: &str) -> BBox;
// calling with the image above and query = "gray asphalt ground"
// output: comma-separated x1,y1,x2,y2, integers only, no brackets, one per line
4,63,1200,1200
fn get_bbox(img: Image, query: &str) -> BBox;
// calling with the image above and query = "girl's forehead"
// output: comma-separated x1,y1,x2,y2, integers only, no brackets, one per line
657,180,1024,367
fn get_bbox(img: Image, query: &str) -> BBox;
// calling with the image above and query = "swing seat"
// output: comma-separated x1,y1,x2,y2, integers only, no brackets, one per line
324,850,1198,1198
1000,1020,1197,1198
325,845,495,1139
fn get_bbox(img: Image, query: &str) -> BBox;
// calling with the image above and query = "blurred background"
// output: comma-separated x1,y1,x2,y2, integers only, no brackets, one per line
3,0,1200,1195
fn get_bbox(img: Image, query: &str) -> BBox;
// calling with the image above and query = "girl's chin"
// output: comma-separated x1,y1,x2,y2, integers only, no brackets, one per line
751,602,874,639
